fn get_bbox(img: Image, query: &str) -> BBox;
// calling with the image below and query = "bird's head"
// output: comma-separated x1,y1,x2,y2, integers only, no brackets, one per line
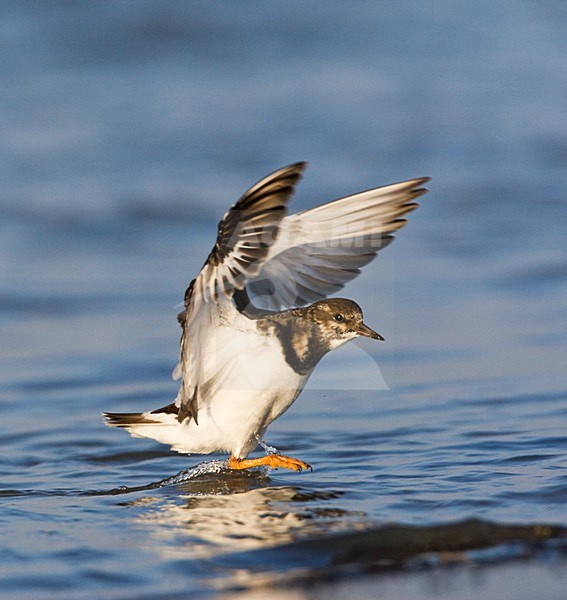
306,298,383,350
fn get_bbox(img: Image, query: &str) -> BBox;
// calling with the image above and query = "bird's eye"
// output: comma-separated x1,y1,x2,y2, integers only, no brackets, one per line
334,313,344,322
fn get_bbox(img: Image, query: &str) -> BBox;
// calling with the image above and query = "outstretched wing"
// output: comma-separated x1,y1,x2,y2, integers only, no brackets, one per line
246,177,430,310
175,162,307,423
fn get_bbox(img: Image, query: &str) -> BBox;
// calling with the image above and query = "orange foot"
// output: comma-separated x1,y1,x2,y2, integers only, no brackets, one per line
228,454,312,472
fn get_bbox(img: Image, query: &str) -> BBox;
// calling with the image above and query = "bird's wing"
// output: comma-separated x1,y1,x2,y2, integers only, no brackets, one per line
246,177,430,310
174,162,307,423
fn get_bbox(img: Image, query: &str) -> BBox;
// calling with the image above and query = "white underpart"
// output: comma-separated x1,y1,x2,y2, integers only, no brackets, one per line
126,305,312,459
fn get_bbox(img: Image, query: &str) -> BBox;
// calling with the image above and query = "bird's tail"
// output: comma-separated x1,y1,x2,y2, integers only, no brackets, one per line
103,412,149,427
103,402,179,428
102,403,199,454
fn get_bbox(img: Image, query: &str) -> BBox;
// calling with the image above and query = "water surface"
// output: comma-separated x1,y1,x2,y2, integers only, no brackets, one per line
1,2,566,598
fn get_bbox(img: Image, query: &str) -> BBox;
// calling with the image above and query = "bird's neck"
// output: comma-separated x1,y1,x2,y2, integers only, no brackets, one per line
259,312,332,376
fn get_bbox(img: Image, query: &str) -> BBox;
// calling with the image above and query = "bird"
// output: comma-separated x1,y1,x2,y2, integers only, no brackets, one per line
104,163,429,472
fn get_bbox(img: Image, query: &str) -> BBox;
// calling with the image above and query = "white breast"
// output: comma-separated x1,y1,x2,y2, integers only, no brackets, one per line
129,313,310,458
189,320,309,457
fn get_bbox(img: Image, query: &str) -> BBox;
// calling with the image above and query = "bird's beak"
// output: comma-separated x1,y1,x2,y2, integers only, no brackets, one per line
356,322,384,341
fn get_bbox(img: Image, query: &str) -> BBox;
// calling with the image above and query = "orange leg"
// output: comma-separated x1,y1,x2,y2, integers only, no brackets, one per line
228,454,312,472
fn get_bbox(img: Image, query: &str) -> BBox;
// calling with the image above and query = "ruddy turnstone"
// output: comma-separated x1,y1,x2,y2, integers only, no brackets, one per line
104,163,429,472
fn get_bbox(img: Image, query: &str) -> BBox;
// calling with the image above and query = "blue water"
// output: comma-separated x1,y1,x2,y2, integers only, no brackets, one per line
1,2,566,598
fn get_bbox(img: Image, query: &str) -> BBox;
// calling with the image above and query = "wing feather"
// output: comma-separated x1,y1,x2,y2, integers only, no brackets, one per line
247,177,429,310
175,163,307,423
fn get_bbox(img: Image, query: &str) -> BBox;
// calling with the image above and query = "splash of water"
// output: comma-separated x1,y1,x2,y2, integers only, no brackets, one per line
256,436,281,456
158,438,280,487
159,459,230,485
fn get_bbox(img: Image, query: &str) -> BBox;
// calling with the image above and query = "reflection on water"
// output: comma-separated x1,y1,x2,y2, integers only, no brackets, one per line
113,469,567,592
124,468,370,559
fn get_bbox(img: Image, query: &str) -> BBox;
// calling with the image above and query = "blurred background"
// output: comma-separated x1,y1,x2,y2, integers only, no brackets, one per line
1,2,566,598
